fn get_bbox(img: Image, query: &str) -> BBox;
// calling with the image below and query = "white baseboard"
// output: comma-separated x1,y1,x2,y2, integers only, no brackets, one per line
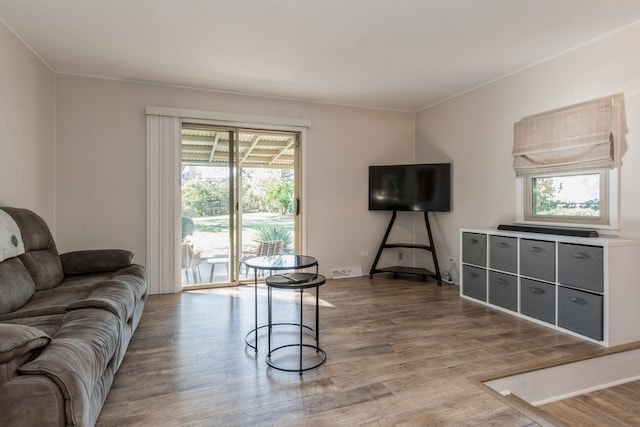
331,266,363,279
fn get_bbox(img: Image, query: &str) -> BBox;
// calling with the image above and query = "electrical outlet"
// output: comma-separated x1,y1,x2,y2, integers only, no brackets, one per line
360,251,369,258
399,251,404,261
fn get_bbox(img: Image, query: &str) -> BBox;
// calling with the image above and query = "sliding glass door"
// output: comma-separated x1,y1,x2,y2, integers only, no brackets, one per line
180,124,299,288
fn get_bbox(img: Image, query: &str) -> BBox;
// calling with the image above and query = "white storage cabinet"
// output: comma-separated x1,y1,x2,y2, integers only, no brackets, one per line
460,228,640,347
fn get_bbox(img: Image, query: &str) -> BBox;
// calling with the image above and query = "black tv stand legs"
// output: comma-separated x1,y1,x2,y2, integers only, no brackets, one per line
369,211,442,284
369,210,398,277
423,211,442,283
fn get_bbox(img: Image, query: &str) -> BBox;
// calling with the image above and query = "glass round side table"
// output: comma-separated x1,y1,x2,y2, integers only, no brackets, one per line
243,255,318,353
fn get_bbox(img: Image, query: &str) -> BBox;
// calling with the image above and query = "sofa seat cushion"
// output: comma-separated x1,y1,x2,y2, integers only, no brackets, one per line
0,324,50,364
67,280,136,323
69,265,146,297
0,257,35,315
2,314,66,338
62,265,147,299
0,285,88,322
0,265,147,323
18,308,121,426
112,264,147,301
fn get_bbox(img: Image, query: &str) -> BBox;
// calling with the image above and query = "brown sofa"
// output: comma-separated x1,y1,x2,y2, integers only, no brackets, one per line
0,207,147,426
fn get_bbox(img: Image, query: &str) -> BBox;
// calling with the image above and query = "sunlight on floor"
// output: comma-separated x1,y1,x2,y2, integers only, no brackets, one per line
188,283,335,307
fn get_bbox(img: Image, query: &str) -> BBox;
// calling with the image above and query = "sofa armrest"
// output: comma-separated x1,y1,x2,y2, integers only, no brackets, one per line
0,324,50,364
60,249,133,276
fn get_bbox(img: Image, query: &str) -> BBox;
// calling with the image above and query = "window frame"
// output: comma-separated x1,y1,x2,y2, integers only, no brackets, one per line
515,167,619,231
523,170,608,225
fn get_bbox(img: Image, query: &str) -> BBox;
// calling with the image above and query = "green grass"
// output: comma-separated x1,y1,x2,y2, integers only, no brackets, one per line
191,212,294,234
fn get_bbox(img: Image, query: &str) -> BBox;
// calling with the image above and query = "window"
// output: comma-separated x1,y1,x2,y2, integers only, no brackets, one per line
513,95,621,229
524,171,608,225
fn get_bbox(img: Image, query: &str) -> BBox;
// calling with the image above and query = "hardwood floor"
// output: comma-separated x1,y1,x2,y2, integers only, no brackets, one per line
540,380,640,426
96,276,631,426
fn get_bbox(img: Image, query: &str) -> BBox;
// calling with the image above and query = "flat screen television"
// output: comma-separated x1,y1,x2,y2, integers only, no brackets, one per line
368,163,451,212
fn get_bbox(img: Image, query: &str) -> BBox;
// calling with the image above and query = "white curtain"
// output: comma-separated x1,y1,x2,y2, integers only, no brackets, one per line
146,114,181,294
513,96,617,176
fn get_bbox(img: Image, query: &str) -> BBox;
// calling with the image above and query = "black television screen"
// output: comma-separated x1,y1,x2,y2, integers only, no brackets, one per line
368,163,451,212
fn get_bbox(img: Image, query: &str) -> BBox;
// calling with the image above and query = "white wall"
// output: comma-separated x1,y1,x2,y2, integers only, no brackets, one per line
415,21,640,283
0,22,54,225
55,75,415,276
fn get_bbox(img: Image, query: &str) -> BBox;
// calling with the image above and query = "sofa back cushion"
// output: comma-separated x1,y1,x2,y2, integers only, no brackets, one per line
0,257,36,314
0,208,63,290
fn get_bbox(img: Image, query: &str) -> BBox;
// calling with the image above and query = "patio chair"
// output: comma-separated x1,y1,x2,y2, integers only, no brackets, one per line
240,239,284,277
181,242,202,283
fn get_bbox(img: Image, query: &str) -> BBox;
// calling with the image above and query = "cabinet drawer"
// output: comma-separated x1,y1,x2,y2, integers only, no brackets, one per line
558,286,603,341
520,239,555,282
462,233,486,266
558,243,603,293
520,278,555,325
462,265,487,301
489,236,517,273
489,271,517,312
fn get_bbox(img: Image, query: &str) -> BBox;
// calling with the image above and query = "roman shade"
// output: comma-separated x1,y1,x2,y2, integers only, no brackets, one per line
513,96,617,176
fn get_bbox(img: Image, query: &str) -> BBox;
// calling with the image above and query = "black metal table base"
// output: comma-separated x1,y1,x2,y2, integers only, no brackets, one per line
244,323,314,350
266,343,327,374
265,273,326,375
243,255,319,354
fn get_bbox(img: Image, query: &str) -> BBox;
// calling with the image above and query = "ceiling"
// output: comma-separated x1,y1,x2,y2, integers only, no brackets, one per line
2,1,640,111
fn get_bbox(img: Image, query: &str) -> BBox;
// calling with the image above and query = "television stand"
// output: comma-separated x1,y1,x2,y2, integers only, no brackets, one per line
369,211,442,283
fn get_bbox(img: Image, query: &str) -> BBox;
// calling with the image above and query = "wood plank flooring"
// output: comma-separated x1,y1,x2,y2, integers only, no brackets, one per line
96,276,634,426
540,380,640,426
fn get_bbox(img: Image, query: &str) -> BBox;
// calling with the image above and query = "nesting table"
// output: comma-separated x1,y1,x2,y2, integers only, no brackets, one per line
265,272,326,375
243,255,318,352
243,255,326,374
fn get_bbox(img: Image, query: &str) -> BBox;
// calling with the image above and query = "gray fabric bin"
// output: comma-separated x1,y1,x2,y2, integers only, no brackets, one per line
489,235,517,273
520,278,555,325
462,232,487,267
520,239,555,282
489,271,517,312
462,264,487,301
558,286,603,340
